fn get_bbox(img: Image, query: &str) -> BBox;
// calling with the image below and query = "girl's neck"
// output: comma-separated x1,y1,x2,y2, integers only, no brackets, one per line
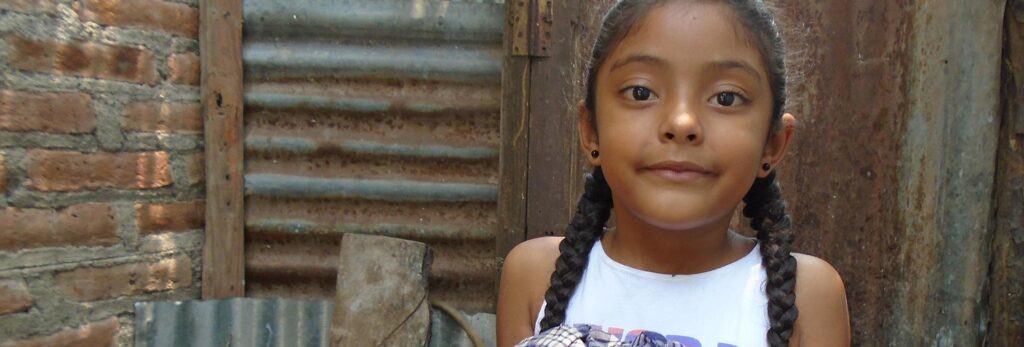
601,207,755,275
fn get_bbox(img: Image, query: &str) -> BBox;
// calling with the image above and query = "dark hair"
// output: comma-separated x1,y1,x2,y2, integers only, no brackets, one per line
540,1,798,346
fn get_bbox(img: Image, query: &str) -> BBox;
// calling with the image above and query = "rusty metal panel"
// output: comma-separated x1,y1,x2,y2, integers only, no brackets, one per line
772,1,914,343
241,0,505,313
775,0,1004,344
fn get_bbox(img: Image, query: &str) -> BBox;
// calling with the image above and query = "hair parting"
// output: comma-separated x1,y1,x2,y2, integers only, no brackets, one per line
540,1,799,346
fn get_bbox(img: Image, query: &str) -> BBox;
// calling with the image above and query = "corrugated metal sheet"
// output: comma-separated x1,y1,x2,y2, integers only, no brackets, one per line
134,298,495,346
241,0,505,312
134,298,333,347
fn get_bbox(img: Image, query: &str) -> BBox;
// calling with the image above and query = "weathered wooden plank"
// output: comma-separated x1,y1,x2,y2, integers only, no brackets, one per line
200,0,245,298
497,1,532,262
332,234,430,346
525,0,585,240
987,0,1024,344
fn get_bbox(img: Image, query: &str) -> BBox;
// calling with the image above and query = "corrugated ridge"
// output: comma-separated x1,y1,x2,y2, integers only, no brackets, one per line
244,0,505,43
243,42,502,83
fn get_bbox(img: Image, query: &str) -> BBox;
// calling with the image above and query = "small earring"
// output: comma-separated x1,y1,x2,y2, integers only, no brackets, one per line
762,163,771,171
591,149,600,158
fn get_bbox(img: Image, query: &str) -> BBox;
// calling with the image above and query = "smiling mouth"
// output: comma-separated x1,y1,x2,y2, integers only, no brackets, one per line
645,161,712,182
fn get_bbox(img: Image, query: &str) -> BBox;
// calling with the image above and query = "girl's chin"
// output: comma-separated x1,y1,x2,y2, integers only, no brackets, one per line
626,207,727,231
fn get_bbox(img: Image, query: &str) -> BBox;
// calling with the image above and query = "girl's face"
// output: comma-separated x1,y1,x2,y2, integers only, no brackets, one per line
581,2,792,231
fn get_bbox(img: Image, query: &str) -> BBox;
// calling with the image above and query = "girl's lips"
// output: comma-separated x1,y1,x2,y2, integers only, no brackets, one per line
645,161,712,182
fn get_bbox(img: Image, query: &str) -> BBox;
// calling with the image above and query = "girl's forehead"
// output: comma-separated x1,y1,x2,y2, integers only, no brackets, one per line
603,2,767,78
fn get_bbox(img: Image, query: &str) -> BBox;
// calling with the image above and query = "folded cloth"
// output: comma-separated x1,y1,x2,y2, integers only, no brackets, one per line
514,325,686,347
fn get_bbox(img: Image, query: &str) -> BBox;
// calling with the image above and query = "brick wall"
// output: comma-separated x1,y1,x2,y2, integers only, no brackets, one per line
0,0,203,345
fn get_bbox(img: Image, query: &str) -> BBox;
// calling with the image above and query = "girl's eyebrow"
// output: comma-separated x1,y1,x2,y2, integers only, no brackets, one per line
705,60,763,82
608,54,669,73
608,55,763,83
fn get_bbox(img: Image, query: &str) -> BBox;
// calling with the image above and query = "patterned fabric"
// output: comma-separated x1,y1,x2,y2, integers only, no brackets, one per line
515,325,686,347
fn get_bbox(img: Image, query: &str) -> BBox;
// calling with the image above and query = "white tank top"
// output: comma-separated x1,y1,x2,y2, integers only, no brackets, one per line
534,240,770,347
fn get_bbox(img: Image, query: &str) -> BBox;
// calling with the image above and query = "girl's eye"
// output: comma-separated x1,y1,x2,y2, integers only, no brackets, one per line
624,86,657,102
713,91,745,107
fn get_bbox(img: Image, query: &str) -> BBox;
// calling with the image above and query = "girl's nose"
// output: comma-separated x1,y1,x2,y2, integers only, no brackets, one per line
661,106,702,144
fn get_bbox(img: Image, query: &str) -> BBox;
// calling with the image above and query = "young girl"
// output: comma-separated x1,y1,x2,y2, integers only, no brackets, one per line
497,1,850,346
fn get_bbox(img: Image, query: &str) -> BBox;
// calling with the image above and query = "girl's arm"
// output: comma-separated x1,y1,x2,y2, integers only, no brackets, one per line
791,254,852,346
496,237,562,347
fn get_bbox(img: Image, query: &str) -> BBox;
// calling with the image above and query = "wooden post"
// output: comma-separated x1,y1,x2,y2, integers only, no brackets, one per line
497,1,532,264
524,0,586,240
498,0,591,263
200,0,245,298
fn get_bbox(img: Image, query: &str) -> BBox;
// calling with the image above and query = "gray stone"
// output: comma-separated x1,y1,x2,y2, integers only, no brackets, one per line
332,234,431,346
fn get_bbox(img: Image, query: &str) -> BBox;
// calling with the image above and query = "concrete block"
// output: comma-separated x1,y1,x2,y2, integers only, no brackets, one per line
332,234,431,346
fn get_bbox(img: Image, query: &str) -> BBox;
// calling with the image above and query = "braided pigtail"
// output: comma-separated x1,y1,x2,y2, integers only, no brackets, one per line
538,167,614,331
742,172,798,347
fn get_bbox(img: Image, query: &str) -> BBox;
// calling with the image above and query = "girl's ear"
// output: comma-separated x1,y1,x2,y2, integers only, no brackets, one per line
578,100,600,166
759,113,797,177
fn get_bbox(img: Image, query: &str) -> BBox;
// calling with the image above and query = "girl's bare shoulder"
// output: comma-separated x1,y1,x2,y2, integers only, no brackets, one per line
502,236,564,290
497,237,564,347
791,253,851,346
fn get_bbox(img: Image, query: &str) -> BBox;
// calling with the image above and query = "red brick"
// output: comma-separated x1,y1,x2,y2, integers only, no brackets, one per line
0,0,60,14
135,200,204,235
0,152,6,192
54,255,192,301
1,90,95,133
76,0,198,38
25,150,172,191
7,35,158,85
0,203,118,251
123,101,201,133
0,317,118,347
0,279,32,315
183,152,204,186
167,53,199,85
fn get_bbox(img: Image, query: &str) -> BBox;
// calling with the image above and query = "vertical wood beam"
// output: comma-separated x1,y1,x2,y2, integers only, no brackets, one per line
498,0,532,263
499,0,595,263
200,0,245,298
525,0,585,239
